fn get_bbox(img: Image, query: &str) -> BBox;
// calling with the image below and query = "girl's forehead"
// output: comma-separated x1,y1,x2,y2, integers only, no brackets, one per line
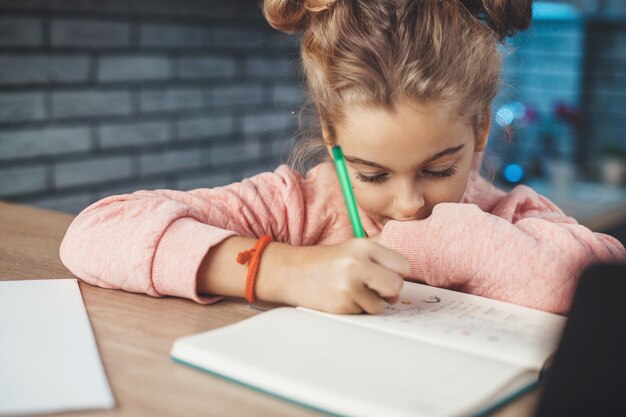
335,100,472,159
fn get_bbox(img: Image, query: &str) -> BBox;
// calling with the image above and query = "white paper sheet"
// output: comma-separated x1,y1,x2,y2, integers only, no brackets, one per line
0,279,115,415
302,281,566,369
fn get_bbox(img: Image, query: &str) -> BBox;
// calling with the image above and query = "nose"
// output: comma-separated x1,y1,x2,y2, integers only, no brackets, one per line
393,181,424,220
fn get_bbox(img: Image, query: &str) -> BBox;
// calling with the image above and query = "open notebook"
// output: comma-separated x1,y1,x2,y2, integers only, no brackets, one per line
171,281,566,417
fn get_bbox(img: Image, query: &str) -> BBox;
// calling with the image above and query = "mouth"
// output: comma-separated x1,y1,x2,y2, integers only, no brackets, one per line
382,215,424,224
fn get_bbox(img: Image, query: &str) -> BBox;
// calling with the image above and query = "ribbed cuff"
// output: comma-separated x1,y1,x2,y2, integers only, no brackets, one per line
152,217,237,304
379,220,428,280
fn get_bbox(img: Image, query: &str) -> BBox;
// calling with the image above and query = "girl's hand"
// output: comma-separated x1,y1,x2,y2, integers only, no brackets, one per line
280,239,409,314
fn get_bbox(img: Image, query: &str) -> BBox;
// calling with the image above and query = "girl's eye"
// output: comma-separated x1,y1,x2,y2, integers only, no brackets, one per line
422,165,457,178
355,172,388,184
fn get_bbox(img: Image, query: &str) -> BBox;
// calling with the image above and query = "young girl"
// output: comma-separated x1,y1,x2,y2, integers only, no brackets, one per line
60,0,625,315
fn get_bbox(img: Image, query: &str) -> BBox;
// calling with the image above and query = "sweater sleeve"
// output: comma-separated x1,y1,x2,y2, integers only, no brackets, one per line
59,166,309,303
379,185,626,314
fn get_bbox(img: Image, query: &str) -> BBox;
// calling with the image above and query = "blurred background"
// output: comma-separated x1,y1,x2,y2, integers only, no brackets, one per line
0,0,625,242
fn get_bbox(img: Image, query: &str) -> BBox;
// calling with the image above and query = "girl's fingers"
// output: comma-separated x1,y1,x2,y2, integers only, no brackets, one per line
360,262,404,299
352,283,386,315
362,241,410,276
385,295,400,305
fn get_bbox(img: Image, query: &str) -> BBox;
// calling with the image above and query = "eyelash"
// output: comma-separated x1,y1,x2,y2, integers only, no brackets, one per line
424,165,457,178
355,166,457,184
355,172,388,183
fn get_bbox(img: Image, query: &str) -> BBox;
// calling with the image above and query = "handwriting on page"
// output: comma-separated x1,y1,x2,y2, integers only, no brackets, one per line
303,283,566,367
369,287,564,354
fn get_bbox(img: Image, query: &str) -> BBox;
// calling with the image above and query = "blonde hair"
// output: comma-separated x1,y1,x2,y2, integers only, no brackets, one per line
263,0,532,171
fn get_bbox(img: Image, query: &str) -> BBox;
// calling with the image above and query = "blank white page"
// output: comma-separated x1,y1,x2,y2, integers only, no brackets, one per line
0,279,115,415
172,308,529,417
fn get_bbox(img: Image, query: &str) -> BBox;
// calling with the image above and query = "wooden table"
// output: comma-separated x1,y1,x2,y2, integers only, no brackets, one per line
0,200,540,417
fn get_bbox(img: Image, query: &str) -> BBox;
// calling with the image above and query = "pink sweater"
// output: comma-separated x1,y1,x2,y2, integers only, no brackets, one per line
60,162,625,314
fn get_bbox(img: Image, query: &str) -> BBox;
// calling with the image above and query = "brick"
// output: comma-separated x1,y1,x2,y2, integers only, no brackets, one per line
0,55,90,85
242,111,295,135
140,23,211,49
116,0,173,15
46,0,172,16
54,156,133,188
140,87,207,113
177,114,233,140
243,138,263,160
273,85,305,105
0,165,47,196
98,55,171,82
99,120,170,148
271,136,293,162
518,66,582,82
210,28,266,49
0,0,257,18
514,53,582,74
523,72,581,94
268,33,301,51
176,171,233,190
0,1,40,10
245,57,293,78
0,126,91,160
0,17,42,47
96,179,170,199
236,164,270,181
0,55,52,84
47,55,92,83
25,193,95,215
51,19,131,48
210,142,261,166
209,85,265,107
52,90,132,119
175,0,261,19
0,92,45,123
139,148,199,176
530,21,583,38
178,55,236,79
523,34,584,56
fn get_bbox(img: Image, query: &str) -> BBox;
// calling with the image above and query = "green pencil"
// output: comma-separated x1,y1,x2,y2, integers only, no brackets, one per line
332,145,366,238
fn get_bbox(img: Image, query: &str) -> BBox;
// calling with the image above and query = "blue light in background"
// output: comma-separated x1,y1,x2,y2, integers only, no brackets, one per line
533,2,582,21
503,164,525,183
495,102,527,127
496,107,515,127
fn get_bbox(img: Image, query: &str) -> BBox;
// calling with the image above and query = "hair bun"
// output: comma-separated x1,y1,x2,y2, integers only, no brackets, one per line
460,0,533,41
263,0,338,34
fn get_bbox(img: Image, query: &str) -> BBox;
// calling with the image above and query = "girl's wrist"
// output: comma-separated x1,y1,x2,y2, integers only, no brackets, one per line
254,242,305,306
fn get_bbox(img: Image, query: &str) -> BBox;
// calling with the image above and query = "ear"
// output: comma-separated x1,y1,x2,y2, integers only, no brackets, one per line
474,108,491,152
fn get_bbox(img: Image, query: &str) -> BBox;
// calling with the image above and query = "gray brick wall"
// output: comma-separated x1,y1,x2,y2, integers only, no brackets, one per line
0,0,303,213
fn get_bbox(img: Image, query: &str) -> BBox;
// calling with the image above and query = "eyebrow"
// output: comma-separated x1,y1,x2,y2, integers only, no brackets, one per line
344,144,466,171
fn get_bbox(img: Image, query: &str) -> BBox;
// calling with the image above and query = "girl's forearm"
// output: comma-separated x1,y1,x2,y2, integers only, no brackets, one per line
196,236,301,304
197,235,408,314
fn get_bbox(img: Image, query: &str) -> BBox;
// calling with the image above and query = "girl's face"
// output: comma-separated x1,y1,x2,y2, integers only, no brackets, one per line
332,98,489,226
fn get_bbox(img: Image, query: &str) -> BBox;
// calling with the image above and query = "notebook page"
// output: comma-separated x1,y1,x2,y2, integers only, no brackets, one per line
300,282,566,369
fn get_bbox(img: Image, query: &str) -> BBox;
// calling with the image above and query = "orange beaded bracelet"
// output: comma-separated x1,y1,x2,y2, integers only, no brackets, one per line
236,235,272,303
